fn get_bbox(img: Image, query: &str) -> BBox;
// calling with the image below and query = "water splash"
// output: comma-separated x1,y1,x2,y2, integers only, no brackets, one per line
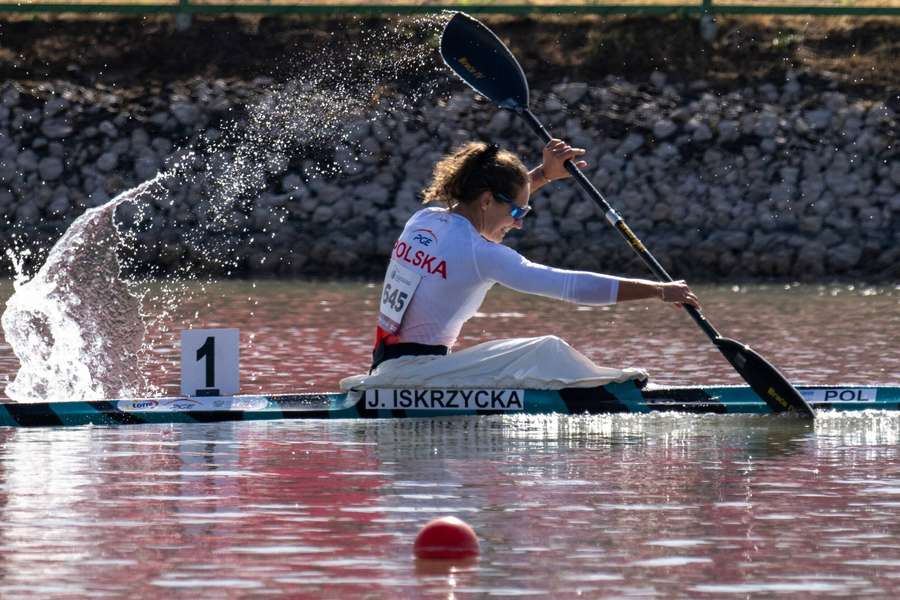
2,176,168,402
2,15,451,401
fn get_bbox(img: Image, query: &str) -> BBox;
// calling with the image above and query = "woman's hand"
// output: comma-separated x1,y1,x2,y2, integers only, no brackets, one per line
540,139,587,182
658,281,701,309
530,139,587,194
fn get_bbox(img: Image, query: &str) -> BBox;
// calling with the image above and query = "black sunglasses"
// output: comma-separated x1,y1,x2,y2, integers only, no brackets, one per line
494,192,531,219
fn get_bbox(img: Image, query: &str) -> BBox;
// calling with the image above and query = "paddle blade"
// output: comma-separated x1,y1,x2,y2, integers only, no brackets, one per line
440,12,529,111
714,337,814,417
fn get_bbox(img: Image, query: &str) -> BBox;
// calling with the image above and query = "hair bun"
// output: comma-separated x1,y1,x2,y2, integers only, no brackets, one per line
476,143,500,165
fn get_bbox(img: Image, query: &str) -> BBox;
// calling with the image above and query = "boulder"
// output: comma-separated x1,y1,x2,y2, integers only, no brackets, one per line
38,157,64,181
652,119,678,140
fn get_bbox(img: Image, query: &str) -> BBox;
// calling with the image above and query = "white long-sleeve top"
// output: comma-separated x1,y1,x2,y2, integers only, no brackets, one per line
376,207,620,349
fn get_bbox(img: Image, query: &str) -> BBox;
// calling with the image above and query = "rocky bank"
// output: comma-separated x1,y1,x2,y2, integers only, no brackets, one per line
1,15,897,281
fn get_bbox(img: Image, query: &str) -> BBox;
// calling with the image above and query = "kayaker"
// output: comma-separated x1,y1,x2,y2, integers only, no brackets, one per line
372,139,700,370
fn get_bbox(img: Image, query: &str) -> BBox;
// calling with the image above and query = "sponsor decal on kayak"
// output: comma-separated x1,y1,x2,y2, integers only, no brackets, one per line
116,397,269,412
801,388,877,403
366,389,524,411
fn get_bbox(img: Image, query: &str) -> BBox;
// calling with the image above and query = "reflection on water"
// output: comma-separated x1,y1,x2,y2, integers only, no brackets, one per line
3,280,896,399
0,281,898,595
0,414,900,596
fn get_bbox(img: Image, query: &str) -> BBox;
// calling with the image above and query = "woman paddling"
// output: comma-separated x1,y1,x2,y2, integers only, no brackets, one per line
370,139,700,372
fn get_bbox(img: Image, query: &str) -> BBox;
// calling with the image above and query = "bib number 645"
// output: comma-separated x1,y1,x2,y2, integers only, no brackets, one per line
382,283,409,312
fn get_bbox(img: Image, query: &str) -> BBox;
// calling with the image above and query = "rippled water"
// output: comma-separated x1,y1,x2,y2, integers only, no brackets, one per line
3,280,897,396
2,413,900,597
0,280,898,596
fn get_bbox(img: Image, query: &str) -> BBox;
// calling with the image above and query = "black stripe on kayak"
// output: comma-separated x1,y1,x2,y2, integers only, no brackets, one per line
558,386,631,414
3,402,66,427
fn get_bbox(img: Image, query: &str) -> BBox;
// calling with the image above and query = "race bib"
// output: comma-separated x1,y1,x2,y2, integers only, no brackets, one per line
378,261,422,333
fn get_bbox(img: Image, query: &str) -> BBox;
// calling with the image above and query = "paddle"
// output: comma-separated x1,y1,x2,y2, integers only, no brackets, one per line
439,12,814,418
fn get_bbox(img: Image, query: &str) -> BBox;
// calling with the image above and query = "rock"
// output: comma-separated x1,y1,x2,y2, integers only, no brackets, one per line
865,102,891,126
47,194,70,216
717,120,739,142
17,150,39,172
618,133,644,155
824,171,857,196
558,217,583,235
859,207,882,229
754,111,779,137
1,86,20,107
38,157,64,181
548,188,572,216
16,200,40,224
97,152,118,172
40,119,73,139
544,94,565,112
151,137,173,155
686,118,712,142
134,154,160,180
654,142,679,160
312,205,335,224
486,110,512,135
653,119,677,140
649,71,667,88
281,174,305,193
889,162,900,187
804,109,832,130
87,188,110,206
43,96,69,117
0,159,14,182
172,102,200,126
799,216,823,233
795,242,827,277
355,182,390,207
131,128,150,150
98,120,118,137
700,14,717,42
827,243,862,271
554,82,588,105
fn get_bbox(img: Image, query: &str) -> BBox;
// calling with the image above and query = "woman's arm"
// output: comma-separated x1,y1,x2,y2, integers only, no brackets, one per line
477,243,700,309
616,278,701,308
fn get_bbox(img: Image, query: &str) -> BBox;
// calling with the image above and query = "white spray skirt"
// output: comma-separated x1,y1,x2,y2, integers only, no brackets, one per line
340,336,647,391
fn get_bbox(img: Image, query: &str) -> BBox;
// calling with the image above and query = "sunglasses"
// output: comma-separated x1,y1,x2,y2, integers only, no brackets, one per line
494,192,531,219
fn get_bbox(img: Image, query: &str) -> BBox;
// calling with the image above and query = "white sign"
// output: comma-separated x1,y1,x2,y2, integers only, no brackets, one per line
365,389,525,411
801,388,877,403
377,261,422,334
181,328,239,397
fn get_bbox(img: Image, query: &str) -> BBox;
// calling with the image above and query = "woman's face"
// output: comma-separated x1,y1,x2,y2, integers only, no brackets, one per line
480,184,530,243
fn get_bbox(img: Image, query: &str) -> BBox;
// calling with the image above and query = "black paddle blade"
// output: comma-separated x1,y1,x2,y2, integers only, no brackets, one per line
440,12,529,111
714,337,815,417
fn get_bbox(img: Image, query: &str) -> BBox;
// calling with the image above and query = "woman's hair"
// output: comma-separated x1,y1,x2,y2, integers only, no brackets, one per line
422,142,529,207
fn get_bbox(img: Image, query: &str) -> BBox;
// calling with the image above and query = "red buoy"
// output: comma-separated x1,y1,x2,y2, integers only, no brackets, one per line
414,517,480,560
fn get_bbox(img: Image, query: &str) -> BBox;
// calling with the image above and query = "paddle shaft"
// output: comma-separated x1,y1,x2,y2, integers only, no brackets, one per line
521,109,721,342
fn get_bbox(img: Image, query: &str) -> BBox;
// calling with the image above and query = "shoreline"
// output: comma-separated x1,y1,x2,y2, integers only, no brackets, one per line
1,15,897,282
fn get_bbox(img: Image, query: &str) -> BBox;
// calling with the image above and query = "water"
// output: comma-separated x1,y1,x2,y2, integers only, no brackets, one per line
1,409,900,596
1,178,168,402
6,280,896,398
1,8,898,592
0,281,898,595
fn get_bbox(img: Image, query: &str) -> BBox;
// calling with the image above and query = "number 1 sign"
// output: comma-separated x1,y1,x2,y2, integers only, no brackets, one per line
181,329,239,397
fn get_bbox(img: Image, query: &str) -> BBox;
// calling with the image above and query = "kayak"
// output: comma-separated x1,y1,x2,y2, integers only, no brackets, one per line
1,383,897,428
